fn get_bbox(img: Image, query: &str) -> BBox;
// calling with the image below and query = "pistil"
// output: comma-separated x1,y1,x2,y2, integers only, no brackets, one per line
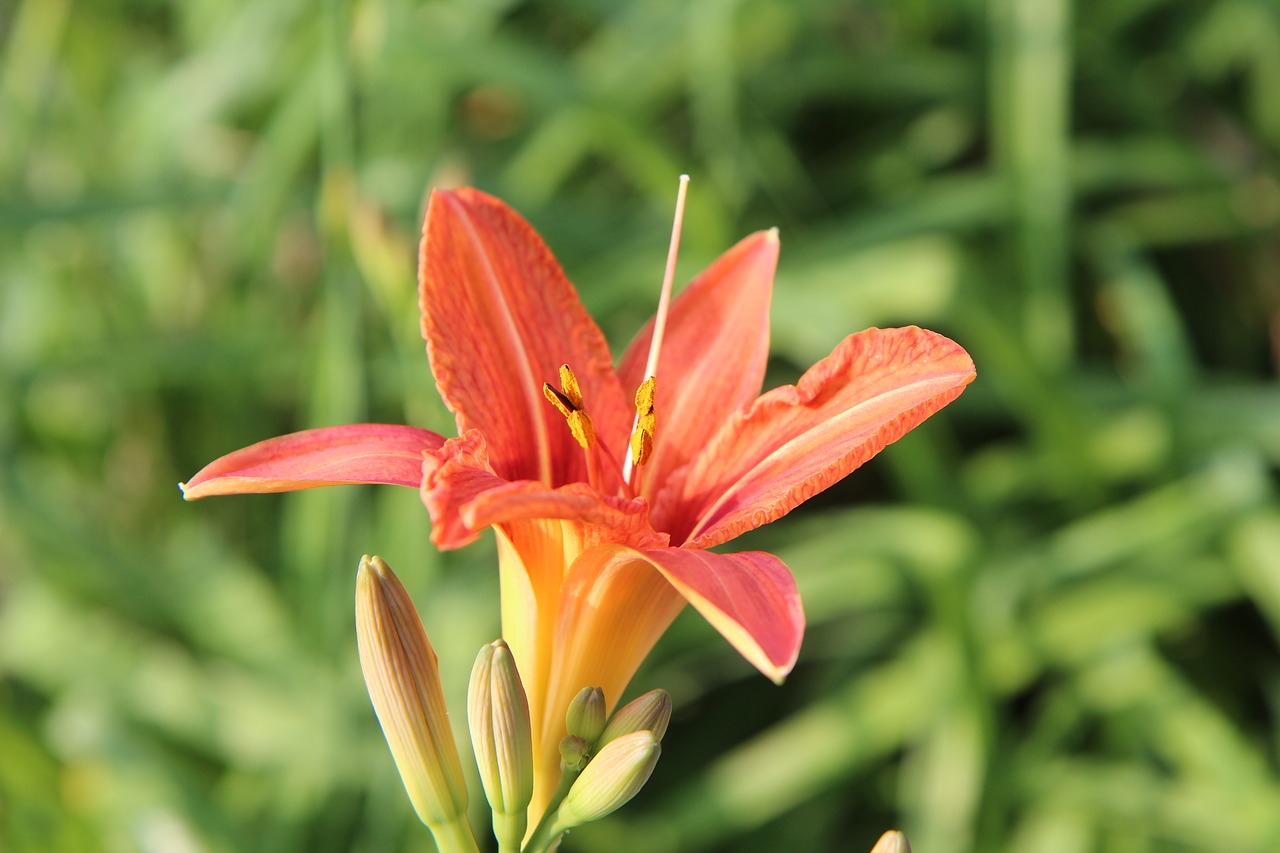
622,174,689,486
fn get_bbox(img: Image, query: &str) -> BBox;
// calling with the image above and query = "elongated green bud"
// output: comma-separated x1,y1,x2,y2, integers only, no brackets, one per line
565,686,607,745
869,830,912,853
355,556,473,843
599,689,671,746
468,639,533,851
555,730,660,829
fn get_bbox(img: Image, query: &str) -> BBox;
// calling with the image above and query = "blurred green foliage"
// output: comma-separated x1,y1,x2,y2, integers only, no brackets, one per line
3,0,1279,850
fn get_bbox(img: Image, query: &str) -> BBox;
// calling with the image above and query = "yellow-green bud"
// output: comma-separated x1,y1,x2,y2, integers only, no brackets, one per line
559,734,589,771
599,689,671,746
555,730,660,829
468,639,533,850
869,830,912,853
354,556,470,834
565,686,607,745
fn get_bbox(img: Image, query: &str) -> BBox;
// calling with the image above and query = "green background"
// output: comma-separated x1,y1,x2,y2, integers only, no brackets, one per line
3,0,1279,850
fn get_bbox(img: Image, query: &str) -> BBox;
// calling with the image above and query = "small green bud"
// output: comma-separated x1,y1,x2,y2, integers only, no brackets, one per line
599,689,672,746
468,639,533,850
555,730,660,829
869,830,912,853
559,734,589,771
565,686,606,744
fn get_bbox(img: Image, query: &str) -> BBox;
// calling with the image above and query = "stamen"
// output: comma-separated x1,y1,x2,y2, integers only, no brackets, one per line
543,365,595,450
565,411,594,450
543,384,575,418
623,174,688,484
630,377,656,467
558,364,584,409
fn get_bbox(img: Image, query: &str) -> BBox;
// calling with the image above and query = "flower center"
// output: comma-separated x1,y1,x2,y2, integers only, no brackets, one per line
544,365,655,497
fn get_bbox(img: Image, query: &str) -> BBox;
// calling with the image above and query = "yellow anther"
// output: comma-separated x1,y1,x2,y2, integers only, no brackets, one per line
544,366,595,450
630,424,653,467
566,410,595,449
559,364,585,409
634,376,655,415
629,377,656,467
543,383,575,419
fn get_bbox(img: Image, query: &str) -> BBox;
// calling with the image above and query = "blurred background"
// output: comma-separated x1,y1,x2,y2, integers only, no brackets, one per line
3,0,1279,850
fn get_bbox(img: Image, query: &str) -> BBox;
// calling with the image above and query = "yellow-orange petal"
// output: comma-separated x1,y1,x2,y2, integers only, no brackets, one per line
180,424,444,500
530,544,687,817
525,543,803,815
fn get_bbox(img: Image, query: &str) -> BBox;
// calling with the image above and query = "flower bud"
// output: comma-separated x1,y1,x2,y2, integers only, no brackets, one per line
555,730,660,829
355,556,469,830
559,734,589,771
468,639,533,849
599,689,671,746
869,830,912,853
565,686,607,745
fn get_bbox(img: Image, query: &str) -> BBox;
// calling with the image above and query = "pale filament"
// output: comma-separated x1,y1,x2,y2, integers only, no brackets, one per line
622,174,689,486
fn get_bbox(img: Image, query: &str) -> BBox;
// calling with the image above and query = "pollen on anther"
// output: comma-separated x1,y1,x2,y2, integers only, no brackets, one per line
543,367,595,450
567,410,595,449
544,383,575,417
559,364,585,409
634,377,655,415
629,376,656,467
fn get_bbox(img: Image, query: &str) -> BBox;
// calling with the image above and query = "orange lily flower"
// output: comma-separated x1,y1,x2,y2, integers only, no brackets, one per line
182,187,975,816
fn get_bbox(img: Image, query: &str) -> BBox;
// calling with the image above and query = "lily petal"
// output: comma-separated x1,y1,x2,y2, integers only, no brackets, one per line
672,326,976,548
522,543,802,812
464,484,665,551
421,431,663,551
544,544,802,736
532,543,689,814
180,424,444,500
640,548,804,683
617,231,778,510
419,188,630,487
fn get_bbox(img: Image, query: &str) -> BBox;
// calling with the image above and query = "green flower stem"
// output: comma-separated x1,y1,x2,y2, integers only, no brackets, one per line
493,810,525,853
427,815,482,853
521,769,580,853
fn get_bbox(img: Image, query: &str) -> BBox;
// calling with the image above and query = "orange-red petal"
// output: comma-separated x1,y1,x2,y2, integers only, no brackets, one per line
669,326,976,548
419,189,630,487
180,424,444,500
464,484,665,551
617,231,778,510
419,430,505,549
421,430,664,551
640,547,804,683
